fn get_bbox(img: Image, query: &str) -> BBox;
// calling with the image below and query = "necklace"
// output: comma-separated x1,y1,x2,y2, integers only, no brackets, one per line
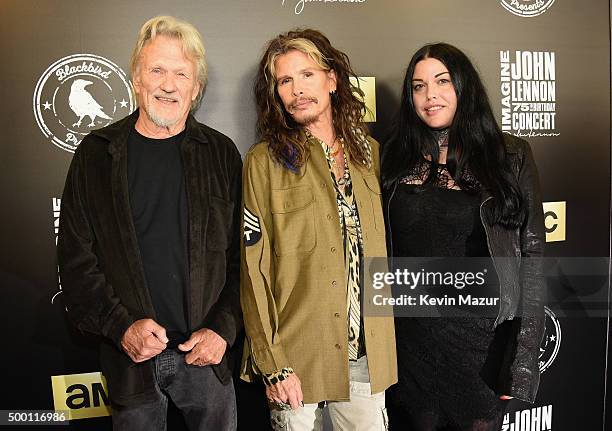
335,141,350,186
433,128,449,150
306,130,351,186
330,140,341,157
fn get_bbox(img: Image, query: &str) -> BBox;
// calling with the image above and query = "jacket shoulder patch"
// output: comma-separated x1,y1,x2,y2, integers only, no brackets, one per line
243,207,261,246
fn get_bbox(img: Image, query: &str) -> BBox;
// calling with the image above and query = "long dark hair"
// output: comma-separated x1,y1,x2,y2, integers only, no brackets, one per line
254,28,371,172
382,43,524,228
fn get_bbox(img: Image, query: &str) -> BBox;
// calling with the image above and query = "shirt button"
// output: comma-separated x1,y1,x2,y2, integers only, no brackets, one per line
327,214,332,220
331,247,336,253
334,312,340,318
321,182,327,188
335,344,342,350
331,280,337,287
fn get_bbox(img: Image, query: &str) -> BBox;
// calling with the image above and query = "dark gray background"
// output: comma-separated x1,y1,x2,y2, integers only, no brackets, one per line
0,1,609,429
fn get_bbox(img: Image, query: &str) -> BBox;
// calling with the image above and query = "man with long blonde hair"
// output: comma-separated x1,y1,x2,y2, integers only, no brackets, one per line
241,29,397,430
58,16,241,430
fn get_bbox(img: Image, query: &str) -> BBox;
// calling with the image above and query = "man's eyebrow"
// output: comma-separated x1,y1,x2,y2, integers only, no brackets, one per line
277,67,317,78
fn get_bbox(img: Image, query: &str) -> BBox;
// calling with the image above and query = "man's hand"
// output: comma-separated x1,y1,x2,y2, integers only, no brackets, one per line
178,328,227,366
266,374,303,410
121,319,168,363
500,395,514,400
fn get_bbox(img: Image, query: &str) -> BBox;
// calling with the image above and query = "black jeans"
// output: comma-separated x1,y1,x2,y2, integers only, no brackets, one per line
111,349,236,431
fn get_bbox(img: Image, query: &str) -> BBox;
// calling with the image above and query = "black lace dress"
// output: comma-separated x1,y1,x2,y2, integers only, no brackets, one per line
387,160,507,431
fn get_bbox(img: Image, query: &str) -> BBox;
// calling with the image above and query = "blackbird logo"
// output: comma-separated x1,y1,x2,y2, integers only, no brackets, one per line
69,79,113,128
33,54,135,152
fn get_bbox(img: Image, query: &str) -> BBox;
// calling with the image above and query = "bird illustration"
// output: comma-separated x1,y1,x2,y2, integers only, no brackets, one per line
68,79,112,127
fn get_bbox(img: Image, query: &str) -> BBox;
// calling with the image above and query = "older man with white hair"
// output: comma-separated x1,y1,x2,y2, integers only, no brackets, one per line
58,16,241,430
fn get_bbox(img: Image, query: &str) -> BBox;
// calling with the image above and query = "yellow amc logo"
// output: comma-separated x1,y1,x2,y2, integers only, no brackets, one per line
543,201,566,242
350,76,376,122
51,372,111,420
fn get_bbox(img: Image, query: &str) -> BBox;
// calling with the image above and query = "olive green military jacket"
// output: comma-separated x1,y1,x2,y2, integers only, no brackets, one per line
240,136,397,404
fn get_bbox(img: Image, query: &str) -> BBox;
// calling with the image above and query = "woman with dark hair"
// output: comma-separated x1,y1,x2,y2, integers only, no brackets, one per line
382,43,545,431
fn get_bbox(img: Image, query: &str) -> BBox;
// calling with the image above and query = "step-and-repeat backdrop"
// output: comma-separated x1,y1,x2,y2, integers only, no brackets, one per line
1,1,610,430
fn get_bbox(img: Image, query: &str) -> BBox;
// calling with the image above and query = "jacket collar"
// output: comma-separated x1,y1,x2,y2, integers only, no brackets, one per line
503,132,520,154
92,109,209,156
293,130,314,179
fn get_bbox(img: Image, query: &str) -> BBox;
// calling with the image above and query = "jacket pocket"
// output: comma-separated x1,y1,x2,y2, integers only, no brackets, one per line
270,186,316,256
363,174,385,233
206,195,234,251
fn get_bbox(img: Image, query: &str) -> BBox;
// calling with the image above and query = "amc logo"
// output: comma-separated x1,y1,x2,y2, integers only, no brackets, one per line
51,372,111,420
543,201,566,243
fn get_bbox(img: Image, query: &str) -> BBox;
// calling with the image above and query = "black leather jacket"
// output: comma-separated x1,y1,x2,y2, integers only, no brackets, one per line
383,134,545,403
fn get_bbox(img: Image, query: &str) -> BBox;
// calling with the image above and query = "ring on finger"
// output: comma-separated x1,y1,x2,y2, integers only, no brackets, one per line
271,400,292,411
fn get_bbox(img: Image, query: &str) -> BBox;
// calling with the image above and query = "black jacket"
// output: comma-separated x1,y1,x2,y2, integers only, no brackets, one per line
384,134,545,403
58,110,242,405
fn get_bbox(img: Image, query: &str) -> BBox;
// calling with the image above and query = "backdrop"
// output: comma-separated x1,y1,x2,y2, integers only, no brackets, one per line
1,1,610,430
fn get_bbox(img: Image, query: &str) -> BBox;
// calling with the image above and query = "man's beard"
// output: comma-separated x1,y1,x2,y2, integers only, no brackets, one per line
292,112,318,126
289,97,318,126
145,100,181,128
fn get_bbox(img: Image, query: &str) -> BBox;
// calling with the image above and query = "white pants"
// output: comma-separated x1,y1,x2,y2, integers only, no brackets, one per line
270,356,388,431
